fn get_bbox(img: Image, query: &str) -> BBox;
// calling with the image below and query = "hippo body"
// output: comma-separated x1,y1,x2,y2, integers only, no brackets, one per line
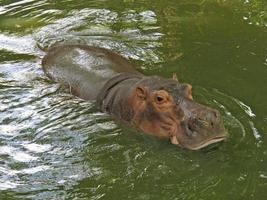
42,45,227,150
42,45,141,100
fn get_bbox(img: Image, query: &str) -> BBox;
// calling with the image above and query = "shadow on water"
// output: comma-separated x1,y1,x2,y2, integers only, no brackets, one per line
0,0,267,199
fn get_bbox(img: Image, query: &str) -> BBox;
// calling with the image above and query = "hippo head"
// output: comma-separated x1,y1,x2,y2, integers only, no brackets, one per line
129,75,227,150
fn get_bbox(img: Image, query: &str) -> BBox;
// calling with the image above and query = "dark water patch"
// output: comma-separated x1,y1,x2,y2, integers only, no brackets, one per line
0,50,36,62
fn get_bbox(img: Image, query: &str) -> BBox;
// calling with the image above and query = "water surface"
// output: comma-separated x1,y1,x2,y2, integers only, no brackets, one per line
0,0,267,199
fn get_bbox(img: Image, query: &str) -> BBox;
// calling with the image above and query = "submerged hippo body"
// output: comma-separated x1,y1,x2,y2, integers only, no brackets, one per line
42,45,227,150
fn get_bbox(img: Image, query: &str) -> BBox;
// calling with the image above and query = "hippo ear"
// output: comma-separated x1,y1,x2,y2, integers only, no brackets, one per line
136,86,148,100
183,84,193,100
172,73,178,82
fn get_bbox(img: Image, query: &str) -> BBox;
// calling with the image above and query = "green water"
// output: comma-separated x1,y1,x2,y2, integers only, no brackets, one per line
0,0,267,199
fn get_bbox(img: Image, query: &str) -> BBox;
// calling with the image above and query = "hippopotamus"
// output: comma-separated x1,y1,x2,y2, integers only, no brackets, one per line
42,45,227,150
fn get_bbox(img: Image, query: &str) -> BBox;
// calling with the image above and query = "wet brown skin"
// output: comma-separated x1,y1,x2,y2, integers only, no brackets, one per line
42,45,227,150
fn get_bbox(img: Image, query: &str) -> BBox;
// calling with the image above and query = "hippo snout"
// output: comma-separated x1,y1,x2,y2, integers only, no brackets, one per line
178,100,227,150
188,109,221,132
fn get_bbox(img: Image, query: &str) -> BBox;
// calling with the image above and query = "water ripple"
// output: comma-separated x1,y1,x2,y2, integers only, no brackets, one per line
0,34,40,56
194,86,264,150
0,1,266,199
34,8,163,64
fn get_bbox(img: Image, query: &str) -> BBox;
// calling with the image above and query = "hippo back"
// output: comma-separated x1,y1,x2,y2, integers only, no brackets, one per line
42,45,141,100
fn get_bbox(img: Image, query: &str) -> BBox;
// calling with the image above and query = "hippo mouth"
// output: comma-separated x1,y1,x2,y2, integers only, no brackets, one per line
185,134,227,150
176,121,227,150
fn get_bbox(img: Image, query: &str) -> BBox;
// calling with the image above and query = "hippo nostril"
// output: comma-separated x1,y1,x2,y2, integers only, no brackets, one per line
213,110,220,120
188,124,194,132
211,110,222,125
184,122,194,137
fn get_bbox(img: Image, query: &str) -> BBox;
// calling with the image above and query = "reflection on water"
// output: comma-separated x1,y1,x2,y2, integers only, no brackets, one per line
35,8,163,65
0,0,267,199
0,34,38,56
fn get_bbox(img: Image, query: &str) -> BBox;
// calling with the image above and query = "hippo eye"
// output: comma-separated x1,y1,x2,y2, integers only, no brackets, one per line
156,96,164,103
155,95,168,105
154,90,169,105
